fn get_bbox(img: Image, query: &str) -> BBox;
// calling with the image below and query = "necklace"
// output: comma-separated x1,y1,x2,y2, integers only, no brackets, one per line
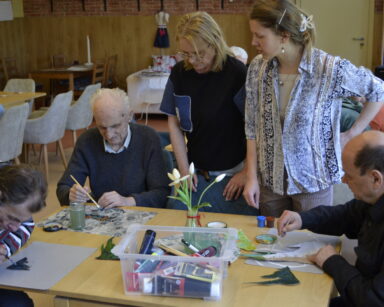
278,74,297,87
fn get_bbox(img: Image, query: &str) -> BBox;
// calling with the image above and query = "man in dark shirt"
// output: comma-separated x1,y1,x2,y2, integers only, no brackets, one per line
277,130,384,307
56,88,170,209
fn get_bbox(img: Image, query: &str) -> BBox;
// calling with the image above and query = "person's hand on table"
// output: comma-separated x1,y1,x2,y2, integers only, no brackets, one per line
69,184,91,203
308,245,338,268
0,244,8,264
223,170,246,201
277,210,302,237
98,191,136,209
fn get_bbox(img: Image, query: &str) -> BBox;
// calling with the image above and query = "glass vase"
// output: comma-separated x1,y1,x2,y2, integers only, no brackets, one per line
184,208,201,245
185,208,201,228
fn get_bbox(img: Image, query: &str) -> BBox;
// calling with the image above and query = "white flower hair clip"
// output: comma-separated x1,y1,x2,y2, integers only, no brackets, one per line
299,14,314,32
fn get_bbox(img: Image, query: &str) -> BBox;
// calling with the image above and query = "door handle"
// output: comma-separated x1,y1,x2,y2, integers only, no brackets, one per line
352,37,365,41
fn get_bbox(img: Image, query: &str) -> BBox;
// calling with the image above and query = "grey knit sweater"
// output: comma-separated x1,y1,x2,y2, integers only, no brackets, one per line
56,123,170,207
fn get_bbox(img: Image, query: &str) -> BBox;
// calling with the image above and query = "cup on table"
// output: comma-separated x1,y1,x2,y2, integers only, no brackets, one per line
69,202,85,230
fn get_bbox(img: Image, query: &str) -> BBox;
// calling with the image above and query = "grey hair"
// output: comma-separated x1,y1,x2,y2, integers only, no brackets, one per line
90,88,130,115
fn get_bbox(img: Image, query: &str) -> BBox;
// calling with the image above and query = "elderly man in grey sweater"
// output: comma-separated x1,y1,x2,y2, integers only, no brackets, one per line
56,88,170,209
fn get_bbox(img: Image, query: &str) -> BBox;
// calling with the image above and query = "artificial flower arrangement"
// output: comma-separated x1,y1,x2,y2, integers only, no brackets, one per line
167,163,226,219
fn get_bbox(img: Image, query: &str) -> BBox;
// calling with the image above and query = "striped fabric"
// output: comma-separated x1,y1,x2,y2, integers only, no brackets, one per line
0,219,34,257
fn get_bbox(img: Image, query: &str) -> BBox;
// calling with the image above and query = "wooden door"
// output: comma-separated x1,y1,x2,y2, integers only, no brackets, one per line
295,0,374,67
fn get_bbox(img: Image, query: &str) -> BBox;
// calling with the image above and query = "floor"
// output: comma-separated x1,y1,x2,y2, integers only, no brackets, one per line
25,114,357,306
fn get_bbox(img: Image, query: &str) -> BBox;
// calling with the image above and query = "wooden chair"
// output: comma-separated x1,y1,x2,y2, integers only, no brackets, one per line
92,62,107,86
1,57,19,81
73,62,105,98
51,54,67,68
105,54,117,88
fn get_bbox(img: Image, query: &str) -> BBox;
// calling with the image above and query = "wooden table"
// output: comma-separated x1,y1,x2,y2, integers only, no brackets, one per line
20,208,335,306
29,66,93,92
0,91,46,109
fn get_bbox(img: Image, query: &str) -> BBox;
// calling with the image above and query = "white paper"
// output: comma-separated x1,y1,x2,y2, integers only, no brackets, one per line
246,229,341,274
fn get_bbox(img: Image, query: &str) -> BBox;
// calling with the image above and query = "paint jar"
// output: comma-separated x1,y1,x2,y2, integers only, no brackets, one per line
257,215,266,227
266,216,275,228
69,202,85,230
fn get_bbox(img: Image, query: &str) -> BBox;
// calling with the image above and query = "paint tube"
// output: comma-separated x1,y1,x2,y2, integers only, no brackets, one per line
138,229,156,254
143,275,220,298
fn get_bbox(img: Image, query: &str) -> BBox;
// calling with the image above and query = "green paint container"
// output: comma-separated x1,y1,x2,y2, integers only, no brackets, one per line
69,202,85,230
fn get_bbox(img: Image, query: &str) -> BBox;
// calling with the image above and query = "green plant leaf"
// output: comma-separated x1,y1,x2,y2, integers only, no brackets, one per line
196,202,212,209
96,237,119,260
243,267,300,286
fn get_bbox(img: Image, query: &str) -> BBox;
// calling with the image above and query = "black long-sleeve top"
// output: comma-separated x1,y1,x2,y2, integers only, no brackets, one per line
300,195,384,307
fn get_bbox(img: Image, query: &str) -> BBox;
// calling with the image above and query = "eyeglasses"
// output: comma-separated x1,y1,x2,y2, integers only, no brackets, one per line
177,46,211,62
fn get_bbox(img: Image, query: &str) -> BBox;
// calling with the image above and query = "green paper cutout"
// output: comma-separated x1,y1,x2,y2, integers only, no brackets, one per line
96,237,119,260
244,267,299,286
237,230,256,251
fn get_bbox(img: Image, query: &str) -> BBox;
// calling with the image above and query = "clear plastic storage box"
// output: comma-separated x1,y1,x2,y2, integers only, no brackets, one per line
112,224,238,300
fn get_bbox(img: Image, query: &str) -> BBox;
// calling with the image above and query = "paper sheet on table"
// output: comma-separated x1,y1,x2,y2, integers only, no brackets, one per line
0,241,96,290
245,229,340,274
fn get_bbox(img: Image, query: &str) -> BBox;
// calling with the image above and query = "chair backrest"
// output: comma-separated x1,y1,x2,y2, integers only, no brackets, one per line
51,54,67,68
92,62,106,86
105,54,118,87
24,91,73,144
1,57,19,81
4,78,36,114
0,103,29,161
66,83,101,130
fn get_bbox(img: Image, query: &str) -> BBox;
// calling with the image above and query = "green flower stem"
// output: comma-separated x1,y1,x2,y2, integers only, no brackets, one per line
196,179,218,207
189,176,193,211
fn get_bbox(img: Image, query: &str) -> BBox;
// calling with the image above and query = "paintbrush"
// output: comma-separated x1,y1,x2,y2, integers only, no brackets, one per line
70,175,101,209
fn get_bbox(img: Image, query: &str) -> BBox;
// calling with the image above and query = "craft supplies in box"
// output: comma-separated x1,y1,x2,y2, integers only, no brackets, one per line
112,224,238,300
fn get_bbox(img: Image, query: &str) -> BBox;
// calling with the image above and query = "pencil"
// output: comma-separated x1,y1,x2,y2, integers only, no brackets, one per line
157,244,190,257
70,174,101,209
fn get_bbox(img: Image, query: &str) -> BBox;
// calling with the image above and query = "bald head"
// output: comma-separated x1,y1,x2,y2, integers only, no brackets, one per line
342,131,384,204
343,131,384,175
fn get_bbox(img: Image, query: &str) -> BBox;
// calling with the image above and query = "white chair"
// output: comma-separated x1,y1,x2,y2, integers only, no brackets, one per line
0,103,29,164
23,91,73,180
66,83,101,146
4,78,36,114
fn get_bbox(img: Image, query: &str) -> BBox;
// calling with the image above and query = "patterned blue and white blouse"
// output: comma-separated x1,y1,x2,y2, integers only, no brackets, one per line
245,47,384,196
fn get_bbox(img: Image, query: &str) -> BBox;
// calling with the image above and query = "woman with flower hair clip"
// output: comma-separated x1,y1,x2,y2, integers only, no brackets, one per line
243,0,384,217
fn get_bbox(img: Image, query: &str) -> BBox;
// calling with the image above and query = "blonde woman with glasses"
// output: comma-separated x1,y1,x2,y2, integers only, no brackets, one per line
160,11,257,215
243,0,384,218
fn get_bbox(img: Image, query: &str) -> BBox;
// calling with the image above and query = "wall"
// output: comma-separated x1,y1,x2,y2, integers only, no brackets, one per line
0,0,382,90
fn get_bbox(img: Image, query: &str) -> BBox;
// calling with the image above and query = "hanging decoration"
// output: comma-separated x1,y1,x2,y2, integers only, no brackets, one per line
153,0,170,50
